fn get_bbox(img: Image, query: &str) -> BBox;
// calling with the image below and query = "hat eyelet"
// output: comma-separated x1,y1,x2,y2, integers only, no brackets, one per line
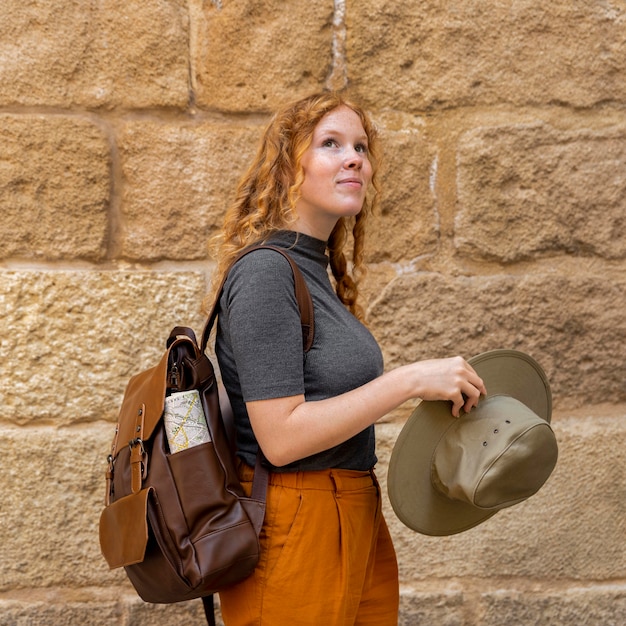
494,428,499,434
482,441,488,446
505,419,511,424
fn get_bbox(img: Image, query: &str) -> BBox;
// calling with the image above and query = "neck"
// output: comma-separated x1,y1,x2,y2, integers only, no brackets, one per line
291,216,336,242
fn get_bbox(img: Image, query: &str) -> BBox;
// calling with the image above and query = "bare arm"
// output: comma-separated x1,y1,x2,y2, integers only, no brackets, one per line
247,356,487,467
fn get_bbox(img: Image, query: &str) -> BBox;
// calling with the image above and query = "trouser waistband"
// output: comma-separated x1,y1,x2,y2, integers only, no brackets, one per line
238,462,378,493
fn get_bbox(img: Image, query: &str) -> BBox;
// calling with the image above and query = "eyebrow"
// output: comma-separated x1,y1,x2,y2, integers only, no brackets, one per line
317,127,369,142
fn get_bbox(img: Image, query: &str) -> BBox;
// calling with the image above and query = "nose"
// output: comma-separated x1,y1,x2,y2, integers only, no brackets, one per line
345,148,363,169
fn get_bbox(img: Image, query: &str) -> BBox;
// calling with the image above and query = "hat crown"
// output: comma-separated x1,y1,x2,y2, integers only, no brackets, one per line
432,395,558,511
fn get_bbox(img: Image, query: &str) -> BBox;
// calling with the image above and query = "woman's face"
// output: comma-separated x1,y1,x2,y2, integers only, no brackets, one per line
294,105,373,240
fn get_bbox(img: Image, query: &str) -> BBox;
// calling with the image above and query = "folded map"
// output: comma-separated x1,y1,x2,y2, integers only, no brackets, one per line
163,389,211,453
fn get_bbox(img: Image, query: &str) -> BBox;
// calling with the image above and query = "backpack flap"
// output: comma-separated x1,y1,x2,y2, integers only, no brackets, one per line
115,350,169,455
99,487,152,568
115,333,203,447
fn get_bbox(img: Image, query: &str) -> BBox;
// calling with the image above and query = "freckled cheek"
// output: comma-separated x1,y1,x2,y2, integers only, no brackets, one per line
362,157,373,176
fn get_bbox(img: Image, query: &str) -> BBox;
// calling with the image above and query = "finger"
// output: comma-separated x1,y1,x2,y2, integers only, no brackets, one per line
467,366,487,396
460,383,482,412
451,396,464,418
463,393,478,413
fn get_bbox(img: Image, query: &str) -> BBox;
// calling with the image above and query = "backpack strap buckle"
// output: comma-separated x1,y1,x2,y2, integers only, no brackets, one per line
129,437,146,493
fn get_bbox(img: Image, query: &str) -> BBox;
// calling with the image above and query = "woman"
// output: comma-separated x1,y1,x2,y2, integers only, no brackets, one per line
208,92,486,625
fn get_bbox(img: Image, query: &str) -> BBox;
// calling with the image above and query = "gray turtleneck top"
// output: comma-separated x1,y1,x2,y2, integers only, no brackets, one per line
216,230,383,472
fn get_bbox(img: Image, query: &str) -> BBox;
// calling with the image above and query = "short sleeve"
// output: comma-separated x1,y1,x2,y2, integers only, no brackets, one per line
220,249,305,402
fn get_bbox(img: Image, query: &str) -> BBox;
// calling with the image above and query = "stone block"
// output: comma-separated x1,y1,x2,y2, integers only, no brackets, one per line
118,120,263,261
0,271,206,424
348,1,626,110
367,116,439,263
479,586,626,626
376,409,626,583
0,115,110,261
368,272,626,406
0,0,189,108
0,424,126,589
455,123,626,262
399,588,464,626
0,590,209,626
0,597,122,626
193,0,334,112
127,596,215,625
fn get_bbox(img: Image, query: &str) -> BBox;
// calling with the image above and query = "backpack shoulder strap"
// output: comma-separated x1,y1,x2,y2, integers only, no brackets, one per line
200,244,315,354
198,244,313,626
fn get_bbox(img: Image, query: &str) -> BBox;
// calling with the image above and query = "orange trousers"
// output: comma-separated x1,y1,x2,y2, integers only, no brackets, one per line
219,464,399,626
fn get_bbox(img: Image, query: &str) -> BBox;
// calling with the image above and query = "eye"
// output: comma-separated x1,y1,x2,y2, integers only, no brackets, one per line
355,143,369,154
322,138,338,148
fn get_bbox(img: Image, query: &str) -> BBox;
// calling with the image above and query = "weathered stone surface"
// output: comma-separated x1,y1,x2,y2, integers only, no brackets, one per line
397,583,626,625
348,1,626,111
0,598,122,626
369,271,626,406
0,0,189,108
118,121,262,260
0,425,122,589
399,588,464,626
193,0,334,112
455,124,626,262
0,0,625,621
376,410,626,582
0,590,208,626
128,596,214,625
0,271,206,424
367,116,439,263
0,115,110,261
479,586,626,626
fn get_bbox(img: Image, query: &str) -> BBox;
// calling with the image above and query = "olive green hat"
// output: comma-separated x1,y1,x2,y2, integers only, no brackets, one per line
388,349,558,536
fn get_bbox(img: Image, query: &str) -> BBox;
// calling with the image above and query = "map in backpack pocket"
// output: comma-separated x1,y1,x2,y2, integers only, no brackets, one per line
164,390,211,453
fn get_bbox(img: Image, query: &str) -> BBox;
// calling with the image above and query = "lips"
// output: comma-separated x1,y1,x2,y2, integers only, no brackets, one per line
337,177,362,187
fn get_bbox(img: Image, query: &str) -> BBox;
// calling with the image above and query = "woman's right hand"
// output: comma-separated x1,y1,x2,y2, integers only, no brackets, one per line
402,356,487,417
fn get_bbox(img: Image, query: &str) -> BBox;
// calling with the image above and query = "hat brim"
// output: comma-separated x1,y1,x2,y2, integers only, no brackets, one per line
387,349,552,536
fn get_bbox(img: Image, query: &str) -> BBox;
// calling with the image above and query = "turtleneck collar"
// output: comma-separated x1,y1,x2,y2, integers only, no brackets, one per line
266,229,329,268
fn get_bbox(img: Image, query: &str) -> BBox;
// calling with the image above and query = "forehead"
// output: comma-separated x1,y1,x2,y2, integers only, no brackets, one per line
313,105,367,137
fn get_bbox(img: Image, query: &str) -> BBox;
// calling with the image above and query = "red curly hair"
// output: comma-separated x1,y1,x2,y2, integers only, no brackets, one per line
205,91,381,320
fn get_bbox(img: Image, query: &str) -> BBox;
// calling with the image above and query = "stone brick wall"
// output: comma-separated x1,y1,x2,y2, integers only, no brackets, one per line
1,1,625,624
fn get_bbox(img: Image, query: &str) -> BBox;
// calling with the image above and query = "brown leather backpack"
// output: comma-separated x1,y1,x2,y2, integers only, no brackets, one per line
99,245,314,625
